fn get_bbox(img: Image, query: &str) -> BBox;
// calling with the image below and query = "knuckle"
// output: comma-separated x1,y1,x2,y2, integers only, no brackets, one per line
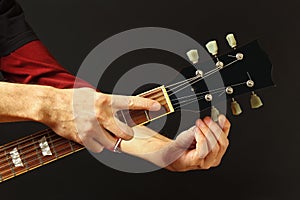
118,132,133,140
128,97,134,107
98,93,111,107
202,164,211,170
213,160,221,167
94,146,104,153
224,139,229,147
212,146,220,155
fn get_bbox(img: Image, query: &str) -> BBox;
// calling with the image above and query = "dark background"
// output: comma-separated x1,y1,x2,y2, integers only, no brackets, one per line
0,0,299,199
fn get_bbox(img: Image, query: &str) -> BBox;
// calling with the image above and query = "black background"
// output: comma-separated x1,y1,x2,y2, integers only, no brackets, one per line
0,0,299,199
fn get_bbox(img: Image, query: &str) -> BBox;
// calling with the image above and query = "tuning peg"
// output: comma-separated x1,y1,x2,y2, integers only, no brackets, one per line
211,106,220,122
205,40,218,56
206,40,224,69
226,33,237,48
231,98,242,116
250,92,263,109
186,49,199,64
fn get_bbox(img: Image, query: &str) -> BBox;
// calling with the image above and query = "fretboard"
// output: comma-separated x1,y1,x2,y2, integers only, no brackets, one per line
0,85,174,183
0,129,84,183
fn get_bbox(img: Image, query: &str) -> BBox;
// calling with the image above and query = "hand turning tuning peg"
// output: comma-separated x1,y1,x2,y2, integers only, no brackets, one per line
186,49,199,64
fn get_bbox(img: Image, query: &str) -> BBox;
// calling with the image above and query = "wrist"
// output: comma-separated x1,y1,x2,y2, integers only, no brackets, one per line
35,86,72,124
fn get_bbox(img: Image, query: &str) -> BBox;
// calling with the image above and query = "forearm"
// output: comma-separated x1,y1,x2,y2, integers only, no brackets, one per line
0,82,54,123
120,126,178,168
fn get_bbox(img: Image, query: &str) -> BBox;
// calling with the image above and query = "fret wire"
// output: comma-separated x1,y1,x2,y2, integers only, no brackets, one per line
141,91,164,99
31,135,43,166
144,110,150,121
69,140,74,153
4,150,15,177
47,132,58,159
120,110,128,125
17,143,29,171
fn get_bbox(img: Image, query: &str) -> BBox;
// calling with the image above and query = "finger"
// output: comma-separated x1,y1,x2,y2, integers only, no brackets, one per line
103,117,134,141
203,142,220,167
112,95,161,111
203,116,229,167
196,119,218,151
174,126,196,149
84,137,104,153
92,125,117,151
194,126,209,159
211,139,229,167
203,117,227,145
217,114,231,137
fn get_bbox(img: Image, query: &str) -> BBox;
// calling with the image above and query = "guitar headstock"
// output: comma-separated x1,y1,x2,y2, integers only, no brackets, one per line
166,33,274,120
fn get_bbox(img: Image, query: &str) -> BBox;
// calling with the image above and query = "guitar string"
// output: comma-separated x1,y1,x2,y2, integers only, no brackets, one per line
167,58,239,96
171,81,247,109
166,67,219,94
165,75,200,88
166,75,202,91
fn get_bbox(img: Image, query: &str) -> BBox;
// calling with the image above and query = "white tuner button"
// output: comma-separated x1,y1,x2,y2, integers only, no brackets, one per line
205,40,218,56
236,53,244,60
195,69,203,77
205,94,213,102
186,49,199,64
226,33,237,48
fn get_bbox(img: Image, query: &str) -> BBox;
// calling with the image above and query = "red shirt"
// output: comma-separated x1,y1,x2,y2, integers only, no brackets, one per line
0,40,94,89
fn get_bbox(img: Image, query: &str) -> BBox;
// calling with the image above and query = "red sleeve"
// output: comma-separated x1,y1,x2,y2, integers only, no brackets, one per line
0,40,94,89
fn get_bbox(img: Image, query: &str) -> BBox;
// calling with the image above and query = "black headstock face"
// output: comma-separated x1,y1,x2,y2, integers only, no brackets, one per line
166,39,274,116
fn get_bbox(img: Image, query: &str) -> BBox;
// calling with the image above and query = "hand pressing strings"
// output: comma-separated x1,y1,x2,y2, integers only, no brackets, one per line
45,87,161,153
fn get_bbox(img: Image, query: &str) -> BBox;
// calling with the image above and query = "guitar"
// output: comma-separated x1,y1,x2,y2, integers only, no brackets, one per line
0,34,274,183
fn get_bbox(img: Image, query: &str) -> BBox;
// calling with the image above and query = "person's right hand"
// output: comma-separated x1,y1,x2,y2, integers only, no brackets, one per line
40,87,161,153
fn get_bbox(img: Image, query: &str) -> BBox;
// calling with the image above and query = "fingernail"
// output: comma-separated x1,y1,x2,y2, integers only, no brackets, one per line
150,102,161,111
218,115,225,126
204,117,211,124
196,119,206,128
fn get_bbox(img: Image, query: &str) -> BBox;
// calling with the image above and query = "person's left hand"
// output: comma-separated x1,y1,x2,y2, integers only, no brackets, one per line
166,115,231,171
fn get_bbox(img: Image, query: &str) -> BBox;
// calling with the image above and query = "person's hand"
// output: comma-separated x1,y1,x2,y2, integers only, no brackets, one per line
40,87,161,153
165,115,231,171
